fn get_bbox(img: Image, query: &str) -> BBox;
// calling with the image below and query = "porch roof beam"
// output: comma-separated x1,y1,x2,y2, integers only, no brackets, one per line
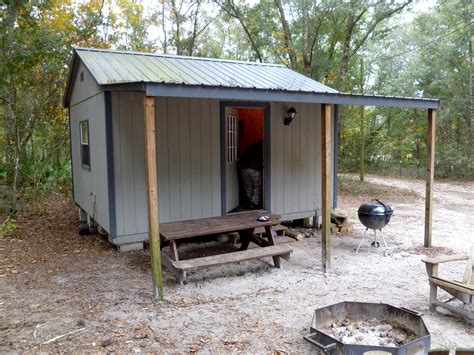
101,83,440,109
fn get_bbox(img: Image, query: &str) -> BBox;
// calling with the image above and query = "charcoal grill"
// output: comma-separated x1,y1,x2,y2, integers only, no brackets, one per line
356,199,394,256
304,302,430,355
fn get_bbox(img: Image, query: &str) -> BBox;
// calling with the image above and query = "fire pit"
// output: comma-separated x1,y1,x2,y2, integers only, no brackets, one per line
304,302,430,354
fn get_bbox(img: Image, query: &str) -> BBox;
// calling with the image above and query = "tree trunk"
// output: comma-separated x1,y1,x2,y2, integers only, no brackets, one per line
273,0,297,70
470,13,474,159
219,0,263,62
359,58,365,182
338,0,357,90
161,0,168,54
302,2,310,75
187,0,202,56
170,0,183,55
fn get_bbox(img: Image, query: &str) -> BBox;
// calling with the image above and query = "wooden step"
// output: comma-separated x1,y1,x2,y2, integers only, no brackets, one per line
172,244,292,271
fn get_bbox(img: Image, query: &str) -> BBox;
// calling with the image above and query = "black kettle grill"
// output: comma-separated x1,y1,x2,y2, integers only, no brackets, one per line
356,199,394,256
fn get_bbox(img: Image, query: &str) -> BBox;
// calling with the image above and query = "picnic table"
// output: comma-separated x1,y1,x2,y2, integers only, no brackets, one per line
159,210,292,284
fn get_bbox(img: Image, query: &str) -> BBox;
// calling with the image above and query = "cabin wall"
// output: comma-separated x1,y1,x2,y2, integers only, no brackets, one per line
69,61,101,106
110,94,334,243
70,92,110,231
111,92,221,241
270,102,334,220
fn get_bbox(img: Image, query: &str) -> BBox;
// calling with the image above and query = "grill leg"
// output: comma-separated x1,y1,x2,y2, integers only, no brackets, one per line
380,229,390,250
356,228,369,253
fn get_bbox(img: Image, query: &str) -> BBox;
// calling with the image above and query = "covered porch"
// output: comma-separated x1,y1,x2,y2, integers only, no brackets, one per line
141,86,439,299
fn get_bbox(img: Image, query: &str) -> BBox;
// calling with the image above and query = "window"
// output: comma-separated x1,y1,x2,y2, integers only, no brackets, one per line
80,120,90,169
226,114,237,163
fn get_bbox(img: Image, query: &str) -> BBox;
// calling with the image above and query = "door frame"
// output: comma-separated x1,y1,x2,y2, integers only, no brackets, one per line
220,101,271,215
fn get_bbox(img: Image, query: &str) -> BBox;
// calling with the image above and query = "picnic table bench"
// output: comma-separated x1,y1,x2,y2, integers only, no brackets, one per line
160,211,292,284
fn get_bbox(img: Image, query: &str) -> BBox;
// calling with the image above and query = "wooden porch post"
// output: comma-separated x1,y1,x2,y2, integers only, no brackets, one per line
424,108,436,248
144,96,164,300
321,103,332,272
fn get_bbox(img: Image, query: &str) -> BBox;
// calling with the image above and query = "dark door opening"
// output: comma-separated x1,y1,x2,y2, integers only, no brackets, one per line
224,106,265,213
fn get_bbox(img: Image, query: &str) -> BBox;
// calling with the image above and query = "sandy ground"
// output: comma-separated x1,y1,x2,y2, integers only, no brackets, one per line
1,175,473,353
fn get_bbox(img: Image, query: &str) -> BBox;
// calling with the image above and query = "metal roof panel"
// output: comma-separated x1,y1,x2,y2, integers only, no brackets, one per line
74,47,339,94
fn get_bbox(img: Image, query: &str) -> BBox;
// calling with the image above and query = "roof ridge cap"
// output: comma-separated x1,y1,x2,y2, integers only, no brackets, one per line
73,46,286,67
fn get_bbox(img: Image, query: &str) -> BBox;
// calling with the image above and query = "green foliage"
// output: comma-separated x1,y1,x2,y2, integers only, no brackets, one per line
0,216,16,238
0,0,471,213
338,0,473,179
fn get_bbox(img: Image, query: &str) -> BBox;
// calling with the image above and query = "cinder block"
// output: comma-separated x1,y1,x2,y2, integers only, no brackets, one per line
117,242,144,252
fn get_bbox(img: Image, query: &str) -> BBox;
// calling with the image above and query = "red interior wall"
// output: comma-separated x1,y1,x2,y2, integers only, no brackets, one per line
238,108,263,157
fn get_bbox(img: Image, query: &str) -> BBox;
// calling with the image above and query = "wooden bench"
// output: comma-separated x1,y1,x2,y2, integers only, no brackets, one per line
160,211,293,284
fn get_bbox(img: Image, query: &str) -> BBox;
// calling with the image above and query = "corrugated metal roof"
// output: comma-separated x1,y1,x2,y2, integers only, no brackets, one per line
74,47,339,94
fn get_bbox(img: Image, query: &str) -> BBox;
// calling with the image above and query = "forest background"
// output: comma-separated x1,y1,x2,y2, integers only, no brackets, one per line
0,0,472,220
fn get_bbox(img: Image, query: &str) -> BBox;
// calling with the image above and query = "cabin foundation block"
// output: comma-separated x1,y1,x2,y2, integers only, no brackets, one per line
117,242,144,252
302,217,314,228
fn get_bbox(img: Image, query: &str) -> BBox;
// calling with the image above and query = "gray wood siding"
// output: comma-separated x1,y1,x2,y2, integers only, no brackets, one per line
69,61,100,107
111,93,221,237
270,102,333,216
70,92,110,231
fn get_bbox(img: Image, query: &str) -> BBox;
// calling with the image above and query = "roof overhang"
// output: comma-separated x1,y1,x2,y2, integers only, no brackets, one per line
63,51,79,108
99,82,440,109
63,50,440,110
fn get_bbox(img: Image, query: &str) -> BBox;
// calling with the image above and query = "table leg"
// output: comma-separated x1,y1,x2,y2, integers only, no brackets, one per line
245,228,270,248
265,226,281,268
264,226,276,245
170,240,186,284
239,230,251,251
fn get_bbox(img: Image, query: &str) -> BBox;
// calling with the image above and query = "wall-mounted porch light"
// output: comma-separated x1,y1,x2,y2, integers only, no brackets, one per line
284,107,297,126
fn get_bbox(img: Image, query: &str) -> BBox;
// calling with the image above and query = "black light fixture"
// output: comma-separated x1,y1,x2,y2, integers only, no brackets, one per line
284,107,297,125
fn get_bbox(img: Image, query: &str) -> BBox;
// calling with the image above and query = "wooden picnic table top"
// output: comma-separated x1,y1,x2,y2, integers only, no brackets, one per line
160,210,280,241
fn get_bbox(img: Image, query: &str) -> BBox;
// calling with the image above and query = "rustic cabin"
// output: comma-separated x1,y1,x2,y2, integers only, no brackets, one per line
64,48,439,285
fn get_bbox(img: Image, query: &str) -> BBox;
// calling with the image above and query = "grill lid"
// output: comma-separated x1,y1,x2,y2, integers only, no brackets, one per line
358,199,393,216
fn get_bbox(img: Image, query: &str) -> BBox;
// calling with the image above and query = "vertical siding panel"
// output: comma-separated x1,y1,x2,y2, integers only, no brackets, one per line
315,104,322,209
156,97,170,222
299,104,308,211
93,96,110,230
112,93,124,234
167,98,181,221
307,104,316,210
330,105,335,205
200,99,212,217
276,103,285,215
270,104,276,212
210,100,221,216
179,98,192,220
189,99,202,219
283,104,292,214
131,93,147,231
291,104,300,212
120,93,137,234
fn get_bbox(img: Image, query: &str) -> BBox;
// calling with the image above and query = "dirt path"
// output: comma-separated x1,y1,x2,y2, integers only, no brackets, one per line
340,174,474,253
1,176,473,353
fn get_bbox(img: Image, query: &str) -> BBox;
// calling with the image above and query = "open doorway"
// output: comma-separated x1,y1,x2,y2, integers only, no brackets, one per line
223,104,267,214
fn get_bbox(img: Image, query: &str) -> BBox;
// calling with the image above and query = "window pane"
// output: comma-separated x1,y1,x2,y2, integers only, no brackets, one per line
80,121,90,168
80,122,89,145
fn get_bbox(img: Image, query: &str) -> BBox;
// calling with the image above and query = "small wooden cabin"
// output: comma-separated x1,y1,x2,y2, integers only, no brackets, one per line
63,48,439,254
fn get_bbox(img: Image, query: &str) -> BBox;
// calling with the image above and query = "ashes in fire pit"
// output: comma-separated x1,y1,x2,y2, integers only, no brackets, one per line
322,318,417,347
305,302,430,354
